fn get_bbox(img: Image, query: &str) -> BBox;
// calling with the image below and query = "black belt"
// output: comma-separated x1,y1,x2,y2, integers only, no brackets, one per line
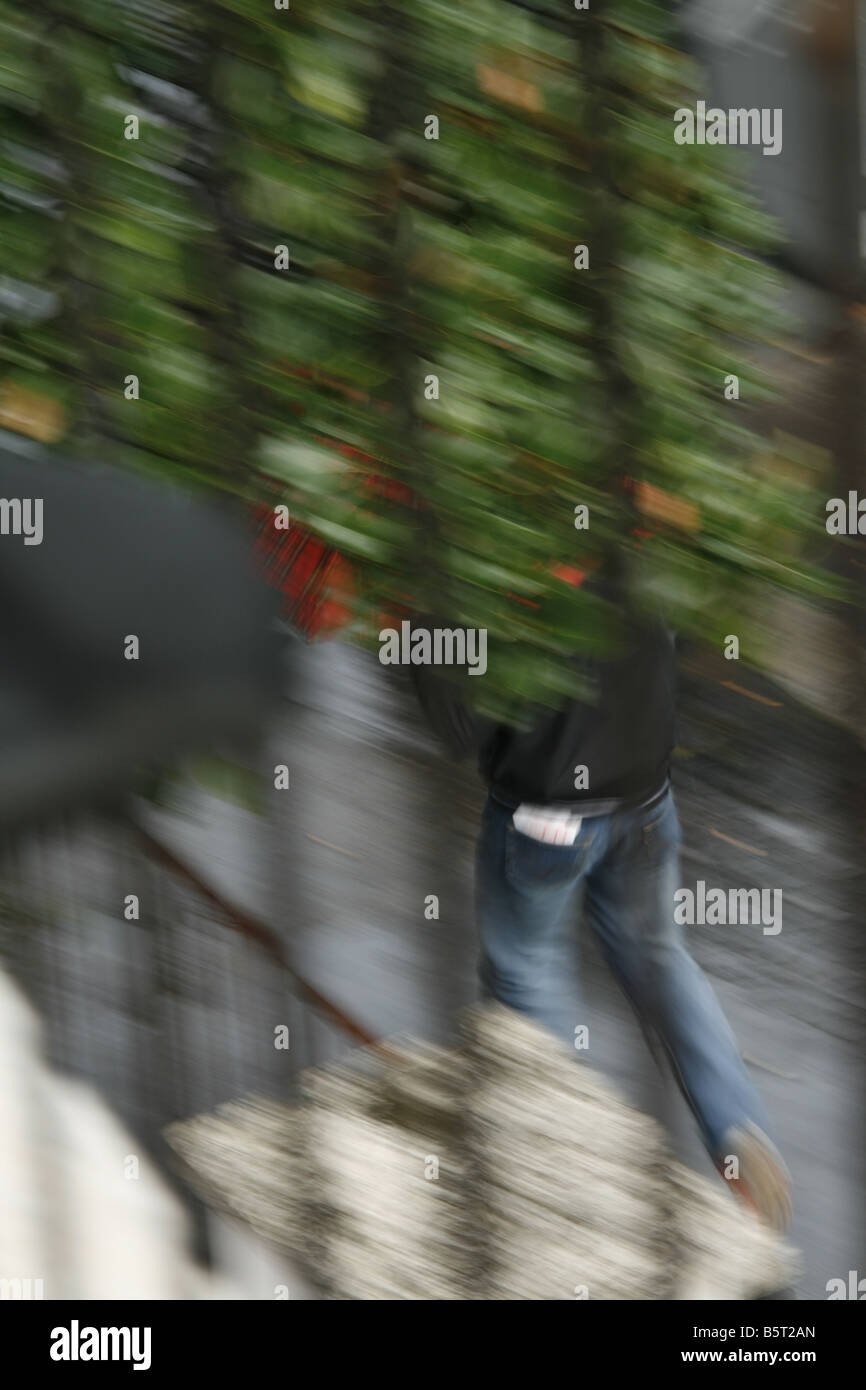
490,776,670,820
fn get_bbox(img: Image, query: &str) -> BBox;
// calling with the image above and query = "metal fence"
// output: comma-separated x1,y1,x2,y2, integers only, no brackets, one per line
0,803,374,1256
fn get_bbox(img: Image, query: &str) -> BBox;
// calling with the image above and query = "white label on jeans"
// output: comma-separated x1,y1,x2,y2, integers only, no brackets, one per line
513,804,583,845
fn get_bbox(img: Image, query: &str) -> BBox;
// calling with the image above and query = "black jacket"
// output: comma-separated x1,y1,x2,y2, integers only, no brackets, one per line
411,599,676,811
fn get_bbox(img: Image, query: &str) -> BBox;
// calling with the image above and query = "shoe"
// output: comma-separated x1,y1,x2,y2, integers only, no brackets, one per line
718,1122,793,1235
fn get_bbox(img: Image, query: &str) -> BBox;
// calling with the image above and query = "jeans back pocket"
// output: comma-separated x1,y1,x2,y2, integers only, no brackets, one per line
505,822,592,889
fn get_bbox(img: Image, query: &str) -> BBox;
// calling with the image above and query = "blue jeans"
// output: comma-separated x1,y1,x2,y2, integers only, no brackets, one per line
476,789,771,1158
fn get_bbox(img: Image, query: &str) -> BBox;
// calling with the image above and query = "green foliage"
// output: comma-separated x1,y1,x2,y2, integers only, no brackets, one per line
0,0,836,720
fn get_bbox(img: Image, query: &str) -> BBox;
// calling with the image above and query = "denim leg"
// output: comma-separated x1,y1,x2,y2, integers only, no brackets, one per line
582,790,772,1157
475,795,600,1046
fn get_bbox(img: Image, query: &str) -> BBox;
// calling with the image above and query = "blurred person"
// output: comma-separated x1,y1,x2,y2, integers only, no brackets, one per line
411,490,793,1235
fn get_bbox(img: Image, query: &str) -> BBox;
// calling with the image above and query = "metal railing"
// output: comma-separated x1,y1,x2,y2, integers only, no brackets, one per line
0,804,379,1227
